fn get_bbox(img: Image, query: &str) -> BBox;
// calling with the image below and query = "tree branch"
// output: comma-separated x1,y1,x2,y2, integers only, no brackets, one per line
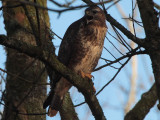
125,83,157,120
137,0,160,110
154,2,160,10
94,49,146,71
60,92,79,120
105,13,145,47
0,35,106,120
137,0,159,37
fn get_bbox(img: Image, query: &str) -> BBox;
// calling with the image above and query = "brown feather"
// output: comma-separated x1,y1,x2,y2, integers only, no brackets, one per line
44,6,107,117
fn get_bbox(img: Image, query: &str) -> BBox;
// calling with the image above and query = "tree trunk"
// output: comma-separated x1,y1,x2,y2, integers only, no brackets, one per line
2,0,49,120
150,51,160,108
137,0,160,106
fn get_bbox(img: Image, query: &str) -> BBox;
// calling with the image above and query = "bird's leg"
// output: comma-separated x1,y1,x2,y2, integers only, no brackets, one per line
79,70,96,92
80,70,93,79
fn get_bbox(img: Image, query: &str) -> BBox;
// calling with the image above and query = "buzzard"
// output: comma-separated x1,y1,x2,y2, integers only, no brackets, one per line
43,5,107,117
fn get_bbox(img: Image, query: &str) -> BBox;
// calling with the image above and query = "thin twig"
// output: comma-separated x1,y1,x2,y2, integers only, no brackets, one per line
106,36,124,55
94,50,146,71
96,57,131,96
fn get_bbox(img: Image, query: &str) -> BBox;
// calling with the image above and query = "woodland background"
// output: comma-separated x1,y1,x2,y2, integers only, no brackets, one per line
0,0,160,120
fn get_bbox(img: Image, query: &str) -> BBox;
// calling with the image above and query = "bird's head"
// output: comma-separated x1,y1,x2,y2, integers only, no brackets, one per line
84,6,106,25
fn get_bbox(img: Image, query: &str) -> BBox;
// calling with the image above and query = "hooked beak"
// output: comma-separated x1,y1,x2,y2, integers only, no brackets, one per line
86,15,93,24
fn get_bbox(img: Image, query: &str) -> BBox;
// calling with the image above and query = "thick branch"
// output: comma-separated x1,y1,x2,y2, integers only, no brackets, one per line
154,2,160,10
0,35,106,120
60,92,79,120
149,53,160,110
105,13,145,47
137,0,159,37
137,0,160,110
125,83,157,120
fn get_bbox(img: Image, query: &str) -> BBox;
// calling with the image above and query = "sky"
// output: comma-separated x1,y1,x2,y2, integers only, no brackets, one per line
0,0,160,120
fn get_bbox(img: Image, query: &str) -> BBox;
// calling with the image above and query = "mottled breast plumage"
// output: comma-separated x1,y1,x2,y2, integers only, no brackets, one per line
62,16,107,73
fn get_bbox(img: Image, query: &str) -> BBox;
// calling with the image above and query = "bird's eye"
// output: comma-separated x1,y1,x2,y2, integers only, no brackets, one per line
92,10,98,14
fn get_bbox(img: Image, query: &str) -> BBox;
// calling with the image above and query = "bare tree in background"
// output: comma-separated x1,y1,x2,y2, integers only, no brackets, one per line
0,0,159,120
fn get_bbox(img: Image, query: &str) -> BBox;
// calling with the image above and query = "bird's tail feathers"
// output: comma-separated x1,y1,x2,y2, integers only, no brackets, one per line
48,94,64,117
43,91,54,109
44,78,72,117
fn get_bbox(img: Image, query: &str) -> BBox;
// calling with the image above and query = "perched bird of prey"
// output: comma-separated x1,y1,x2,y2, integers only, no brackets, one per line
43,5,107,117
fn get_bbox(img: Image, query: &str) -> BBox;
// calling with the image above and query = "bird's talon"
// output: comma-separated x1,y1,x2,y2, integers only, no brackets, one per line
80,70,92,79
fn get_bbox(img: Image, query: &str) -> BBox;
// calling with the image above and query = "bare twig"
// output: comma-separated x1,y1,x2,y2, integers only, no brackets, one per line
96,57,131,96
94,50,146,71
104,46,122,65
105,13,145,47
106,36,124,55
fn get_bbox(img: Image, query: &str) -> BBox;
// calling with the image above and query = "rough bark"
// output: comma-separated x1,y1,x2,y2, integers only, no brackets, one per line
2,0,49,120
137,0,159,37
137,0,160,108
125,83,157,120
59,92,79,120
149,52,160,109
